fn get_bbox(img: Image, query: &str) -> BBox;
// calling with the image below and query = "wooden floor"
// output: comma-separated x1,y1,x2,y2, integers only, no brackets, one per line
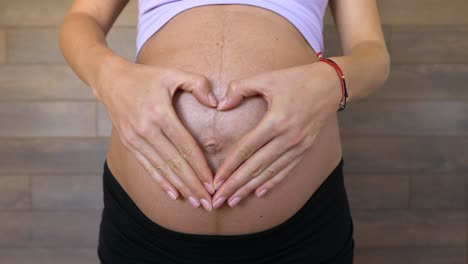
0,0,466,263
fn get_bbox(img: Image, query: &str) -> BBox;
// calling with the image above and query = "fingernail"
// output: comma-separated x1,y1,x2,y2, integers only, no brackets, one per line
203,182,215,194
188,196,200,208
214,179,225,190
257,189,268,198
200,199,212,211
208,93,218,107
217,97,227,110
229,196,241,207
167,190,177,200
213,196,226,209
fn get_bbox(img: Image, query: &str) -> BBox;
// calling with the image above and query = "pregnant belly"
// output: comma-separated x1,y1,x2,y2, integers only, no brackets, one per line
106,4,343,235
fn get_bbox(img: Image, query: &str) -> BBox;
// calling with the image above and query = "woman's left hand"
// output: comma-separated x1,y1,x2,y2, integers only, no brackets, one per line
211,61,342,209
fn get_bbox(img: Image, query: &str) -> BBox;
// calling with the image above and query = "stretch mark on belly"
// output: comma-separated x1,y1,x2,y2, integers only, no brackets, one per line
207,12,226,157
212,7,227,131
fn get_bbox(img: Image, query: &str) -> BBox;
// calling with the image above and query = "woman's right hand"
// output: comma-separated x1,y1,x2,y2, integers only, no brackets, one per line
95,61,218,211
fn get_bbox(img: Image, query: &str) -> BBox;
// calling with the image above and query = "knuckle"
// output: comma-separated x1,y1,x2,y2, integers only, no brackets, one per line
192,187,208,198
153,164,167,178
151,173,163,185
272,122,285,134
303,132,317,147
176,184,192,199
272,113,289,133
250,165,265,179
160,68,178,86
123,131,138,146
120,135,131,149
133,120,149,137
150,105,169,125
167,158,183,175
272,175,284,185
229,80,240,93
264,167,277,178
194,75,209,88
184,180,205,198
164,176,191,199
238,147,253,161
139,159,153,173
242,184,256,195
233,189,247,198
178,145,195,159
288,129,306,147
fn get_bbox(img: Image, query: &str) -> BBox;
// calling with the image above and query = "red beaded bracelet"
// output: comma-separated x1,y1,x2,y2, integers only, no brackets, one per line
316,52,348,111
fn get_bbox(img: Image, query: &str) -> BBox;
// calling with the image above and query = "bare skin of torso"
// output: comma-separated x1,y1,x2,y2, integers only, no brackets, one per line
105,4,343,235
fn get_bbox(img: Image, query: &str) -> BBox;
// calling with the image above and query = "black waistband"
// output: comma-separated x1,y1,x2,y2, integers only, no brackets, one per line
99,157,353,263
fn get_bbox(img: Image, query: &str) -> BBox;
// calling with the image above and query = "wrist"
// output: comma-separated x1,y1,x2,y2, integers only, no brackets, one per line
315,61,344,112
93,49,133,101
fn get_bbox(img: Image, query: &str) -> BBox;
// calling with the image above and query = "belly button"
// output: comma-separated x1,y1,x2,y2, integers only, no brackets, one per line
203,140,224,154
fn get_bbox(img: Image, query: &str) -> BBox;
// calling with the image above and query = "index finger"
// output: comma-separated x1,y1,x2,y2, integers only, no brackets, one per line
213,112,277,189
162,106,215,190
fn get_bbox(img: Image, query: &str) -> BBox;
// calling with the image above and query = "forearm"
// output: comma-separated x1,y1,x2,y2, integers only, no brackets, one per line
327,41,391,104
58,12,131,100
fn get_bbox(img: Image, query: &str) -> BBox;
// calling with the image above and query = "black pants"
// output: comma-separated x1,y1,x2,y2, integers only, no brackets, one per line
97,157,354,264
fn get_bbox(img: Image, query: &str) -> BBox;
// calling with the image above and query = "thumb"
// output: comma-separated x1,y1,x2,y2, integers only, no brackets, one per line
177,73,218,108
217,79,262,111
